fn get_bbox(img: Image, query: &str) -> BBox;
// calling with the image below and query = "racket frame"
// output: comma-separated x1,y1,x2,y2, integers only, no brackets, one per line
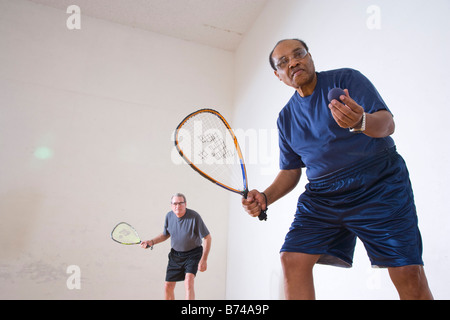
174,108,267,221
174,109,249,196
111,222,142,245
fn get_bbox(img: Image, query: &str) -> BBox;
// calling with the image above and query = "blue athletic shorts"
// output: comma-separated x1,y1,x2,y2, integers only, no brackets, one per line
280,147,424,268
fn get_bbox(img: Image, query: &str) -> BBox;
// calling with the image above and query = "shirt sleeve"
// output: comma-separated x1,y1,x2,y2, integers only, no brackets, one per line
163,213,170,236
277,113,305,171
196,214,210,239
346,69,392,115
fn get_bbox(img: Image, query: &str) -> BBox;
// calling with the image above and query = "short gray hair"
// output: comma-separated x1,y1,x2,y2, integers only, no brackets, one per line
171,193,186,203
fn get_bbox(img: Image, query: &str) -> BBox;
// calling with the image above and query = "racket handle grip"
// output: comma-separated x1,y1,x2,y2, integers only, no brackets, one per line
258,192,268,221
258,209,267,221
243,190,268,222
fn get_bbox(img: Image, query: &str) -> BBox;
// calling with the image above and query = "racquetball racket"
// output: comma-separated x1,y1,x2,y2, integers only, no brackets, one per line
111,222,150,248
174,108,267,221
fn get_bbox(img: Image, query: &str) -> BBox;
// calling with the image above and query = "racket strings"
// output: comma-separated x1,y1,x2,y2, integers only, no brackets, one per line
111,223,141,245
176,111,246,193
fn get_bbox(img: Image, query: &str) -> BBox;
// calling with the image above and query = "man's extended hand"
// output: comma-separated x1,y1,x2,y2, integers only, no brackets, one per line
328,89,364,129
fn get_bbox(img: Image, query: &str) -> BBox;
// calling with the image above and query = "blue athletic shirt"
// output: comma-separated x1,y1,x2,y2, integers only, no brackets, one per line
278,68,395,179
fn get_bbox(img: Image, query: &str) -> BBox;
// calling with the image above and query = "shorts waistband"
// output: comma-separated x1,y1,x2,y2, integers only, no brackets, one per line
170,246,203,256
309,146,398,185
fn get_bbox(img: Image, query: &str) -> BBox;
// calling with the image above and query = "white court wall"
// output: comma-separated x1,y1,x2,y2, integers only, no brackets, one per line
0,0,233,299
1,0,449,301
227,0,450,299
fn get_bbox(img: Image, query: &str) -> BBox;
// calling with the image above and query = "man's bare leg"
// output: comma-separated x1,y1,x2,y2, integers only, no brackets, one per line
185,273,196,300
165,281,176,300
280,252,321,300
388,265,433,300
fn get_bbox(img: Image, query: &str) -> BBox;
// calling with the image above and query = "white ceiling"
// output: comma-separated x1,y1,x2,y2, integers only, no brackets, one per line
28,0,268,51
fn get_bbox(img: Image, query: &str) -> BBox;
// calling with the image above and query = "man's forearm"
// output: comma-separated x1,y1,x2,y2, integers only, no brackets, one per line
150,233,170,246
364,110,395,138
264,168,302,206
201,234,211,261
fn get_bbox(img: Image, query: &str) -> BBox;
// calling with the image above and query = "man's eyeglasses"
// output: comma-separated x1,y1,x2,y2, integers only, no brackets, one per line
275,48,308,70
171,202,185,206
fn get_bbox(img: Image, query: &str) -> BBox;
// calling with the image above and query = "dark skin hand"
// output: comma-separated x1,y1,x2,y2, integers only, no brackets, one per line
328,89,395,138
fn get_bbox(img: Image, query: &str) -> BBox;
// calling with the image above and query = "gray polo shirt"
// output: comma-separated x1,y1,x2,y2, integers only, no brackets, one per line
163,208,210,252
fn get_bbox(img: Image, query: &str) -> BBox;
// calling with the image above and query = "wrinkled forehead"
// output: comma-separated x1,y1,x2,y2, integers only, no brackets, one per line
273,40,306,59
171,196,184,202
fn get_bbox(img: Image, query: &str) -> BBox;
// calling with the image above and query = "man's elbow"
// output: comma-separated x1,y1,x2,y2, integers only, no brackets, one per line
386,119,395,137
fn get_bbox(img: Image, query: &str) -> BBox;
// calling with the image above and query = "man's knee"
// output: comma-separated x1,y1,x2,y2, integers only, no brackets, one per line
388,265,433,299
389,265,424,285
185,273,195,289
280,252,320,269
165,281,176,291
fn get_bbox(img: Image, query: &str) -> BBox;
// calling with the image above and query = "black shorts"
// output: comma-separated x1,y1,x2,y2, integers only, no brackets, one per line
166,246,203,282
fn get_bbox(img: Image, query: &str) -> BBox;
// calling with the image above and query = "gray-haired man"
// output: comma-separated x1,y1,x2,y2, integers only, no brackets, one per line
141,193,211,300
